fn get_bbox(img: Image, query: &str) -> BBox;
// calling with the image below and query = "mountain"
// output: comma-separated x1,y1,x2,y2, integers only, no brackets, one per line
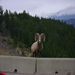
50,7,75,26
65,19,75,27
1,8,75,57
51,6,75,19
53,15,75,20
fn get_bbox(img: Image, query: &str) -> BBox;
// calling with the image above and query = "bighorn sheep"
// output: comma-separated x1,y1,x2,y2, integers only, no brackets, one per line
31,33,45,57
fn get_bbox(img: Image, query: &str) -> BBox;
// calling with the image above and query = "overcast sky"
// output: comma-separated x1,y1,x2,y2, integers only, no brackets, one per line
0,0,75,17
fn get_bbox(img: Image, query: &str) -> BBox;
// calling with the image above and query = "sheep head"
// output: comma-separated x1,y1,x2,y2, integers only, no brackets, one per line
35,33,45,43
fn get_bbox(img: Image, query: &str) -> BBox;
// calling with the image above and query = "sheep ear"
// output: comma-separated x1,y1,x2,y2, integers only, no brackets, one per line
35,33,39,41
41,33,45,42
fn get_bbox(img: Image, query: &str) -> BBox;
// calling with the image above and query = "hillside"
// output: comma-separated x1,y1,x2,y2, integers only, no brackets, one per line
0,8,75,57
0,33,31,56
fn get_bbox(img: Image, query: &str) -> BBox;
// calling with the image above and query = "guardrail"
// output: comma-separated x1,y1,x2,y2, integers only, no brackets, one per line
0,56,75,75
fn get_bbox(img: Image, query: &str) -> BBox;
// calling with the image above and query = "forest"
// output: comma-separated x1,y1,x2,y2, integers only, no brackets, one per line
0,6,75,57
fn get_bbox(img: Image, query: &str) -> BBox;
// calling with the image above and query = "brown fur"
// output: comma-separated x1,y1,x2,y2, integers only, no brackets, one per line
31,33,45,57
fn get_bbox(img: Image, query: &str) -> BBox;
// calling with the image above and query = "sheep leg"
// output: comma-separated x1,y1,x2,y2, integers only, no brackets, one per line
33,51,36,57
33,51,38,57
37,49,42,57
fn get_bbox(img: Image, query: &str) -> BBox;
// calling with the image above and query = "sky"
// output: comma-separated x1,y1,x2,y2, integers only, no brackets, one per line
0,0,75,17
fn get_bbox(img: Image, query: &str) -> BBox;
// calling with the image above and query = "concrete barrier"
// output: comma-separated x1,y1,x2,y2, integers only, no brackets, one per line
37,58,75,75
0,56,75,75
0,56,35,74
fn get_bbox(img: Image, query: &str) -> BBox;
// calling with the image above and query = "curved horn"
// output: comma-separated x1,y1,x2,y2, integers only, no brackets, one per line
35,33,39,41
41,33,45,42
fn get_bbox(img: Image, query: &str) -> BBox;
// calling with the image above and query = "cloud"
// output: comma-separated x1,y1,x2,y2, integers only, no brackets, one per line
0,0,75,17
